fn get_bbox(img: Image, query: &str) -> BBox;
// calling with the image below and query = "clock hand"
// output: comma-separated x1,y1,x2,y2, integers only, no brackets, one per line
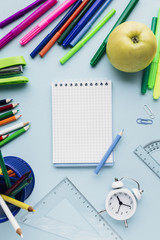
117,196,123,205
122,203,131,208
116,204,121,214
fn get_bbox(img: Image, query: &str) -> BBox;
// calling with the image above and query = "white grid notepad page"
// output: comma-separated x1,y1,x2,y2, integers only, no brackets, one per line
52,80,112,166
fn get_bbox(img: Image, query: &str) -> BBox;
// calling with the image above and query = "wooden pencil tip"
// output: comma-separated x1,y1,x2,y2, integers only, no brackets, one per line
28,206,35,212
16,228,23,237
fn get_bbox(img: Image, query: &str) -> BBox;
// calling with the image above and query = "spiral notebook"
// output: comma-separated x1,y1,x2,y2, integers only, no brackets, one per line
51,79,113,167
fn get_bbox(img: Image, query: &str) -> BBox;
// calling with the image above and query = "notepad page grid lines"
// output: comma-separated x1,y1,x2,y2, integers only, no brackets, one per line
52,80,112,165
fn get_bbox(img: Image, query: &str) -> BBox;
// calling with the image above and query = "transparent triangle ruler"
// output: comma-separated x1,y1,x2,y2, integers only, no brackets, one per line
134,140,160,178
19,178,123,240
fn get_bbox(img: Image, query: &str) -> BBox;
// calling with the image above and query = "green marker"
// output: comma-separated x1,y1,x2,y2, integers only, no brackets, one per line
0,110,19,121
0,125,30,148
60,9,116,64
0,76,29,85
90,0,139,67
141,17,157,94
0,150,11,188
148,9,160,89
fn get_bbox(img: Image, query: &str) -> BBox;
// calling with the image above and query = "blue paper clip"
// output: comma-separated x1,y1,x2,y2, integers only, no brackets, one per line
136,118,153,125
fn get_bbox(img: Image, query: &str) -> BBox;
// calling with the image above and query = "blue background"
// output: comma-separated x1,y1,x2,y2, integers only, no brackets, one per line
0,0,160,239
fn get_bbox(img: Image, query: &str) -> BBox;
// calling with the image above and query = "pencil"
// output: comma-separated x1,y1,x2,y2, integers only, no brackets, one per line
39,0,91,56
0,103,19,113
0,195,23,237
0,109,19,121
1,194,35,212
0,99,12,106
90,0,139,67
0,150,11,188
0,125,30,147
0,134,9,141
10,177,32,197
5,171,31,196
0,121,30,136
94,130,124,174
0,115,22,126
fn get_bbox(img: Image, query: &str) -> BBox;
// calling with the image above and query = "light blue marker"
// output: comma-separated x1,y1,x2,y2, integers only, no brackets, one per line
94,129,124,175
70,0,113,47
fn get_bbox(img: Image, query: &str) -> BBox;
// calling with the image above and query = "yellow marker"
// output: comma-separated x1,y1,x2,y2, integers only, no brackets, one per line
1,194,35,212
153,56,160,99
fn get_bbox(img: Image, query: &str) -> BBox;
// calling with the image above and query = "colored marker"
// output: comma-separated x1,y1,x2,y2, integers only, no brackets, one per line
20,0,78,45
60,9,116,64
62,0,106,48
90,0,139,67
0,0,58,49
39,0,91,56
0,0,47,28
30,0,83,58
94,130,124,174
70,0,113,47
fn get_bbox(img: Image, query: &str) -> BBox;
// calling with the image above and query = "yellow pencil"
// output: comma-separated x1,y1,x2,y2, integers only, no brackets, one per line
1,194,35,212
153,56,160,99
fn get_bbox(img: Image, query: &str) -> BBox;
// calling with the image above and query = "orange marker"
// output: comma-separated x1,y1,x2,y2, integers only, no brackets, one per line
0,115,22,126
39,0,90,57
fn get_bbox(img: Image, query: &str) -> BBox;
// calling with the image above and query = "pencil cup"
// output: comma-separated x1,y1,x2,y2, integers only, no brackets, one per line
0,156,35,223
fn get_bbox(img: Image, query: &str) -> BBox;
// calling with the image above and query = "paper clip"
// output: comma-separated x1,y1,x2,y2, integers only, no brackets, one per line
143,105,155,119
136,118,153,125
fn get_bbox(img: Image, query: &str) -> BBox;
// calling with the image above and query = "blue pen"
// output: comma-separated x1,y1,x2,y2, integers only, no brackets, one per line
94,130,124,175
30,0,82,58
62,0,106,48
70,0,112,47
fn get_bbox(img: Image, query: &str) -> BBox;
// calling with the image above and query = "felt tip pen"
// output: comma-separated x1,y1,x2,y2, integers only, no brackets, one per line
30,0,83,58
0,0,58,49
60,9,116,64
0,0,47,28
90,0,139,67
39,0,91,57
20,0,78,45
62,0,107,48
70,0,113,47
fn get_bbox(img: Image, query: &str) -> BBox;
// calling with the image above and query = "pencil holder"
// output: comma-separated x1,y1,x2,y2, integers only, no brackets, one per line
0,156,35,223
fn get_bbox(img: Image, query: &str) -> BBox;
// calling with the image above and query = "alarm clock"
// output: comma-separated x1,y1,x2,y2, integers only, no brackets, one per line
105,177,143,228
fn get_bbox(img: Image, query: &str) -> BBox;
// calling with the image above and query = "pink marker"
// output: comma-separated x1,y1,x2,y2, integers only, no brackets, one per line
20,0,78,45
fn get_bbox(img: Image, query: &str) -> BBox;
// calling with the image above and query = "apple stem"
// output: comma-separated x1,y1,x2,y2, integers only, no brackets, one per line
132,36,139,43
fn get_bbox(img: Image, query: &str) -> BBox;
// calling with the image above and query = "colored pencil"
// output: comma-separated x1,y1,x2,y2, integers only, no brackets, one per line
0,125,30,147
0,99,12,106
0,110,18,121
94,130,124,174
0,115,22,126
0,134,9,141
0,121,30,136
0,150,11,188
39,0,91,56
1,194,35,212
0,195,23,238
10,177,32,197
5,171,31,196
0,103,18,113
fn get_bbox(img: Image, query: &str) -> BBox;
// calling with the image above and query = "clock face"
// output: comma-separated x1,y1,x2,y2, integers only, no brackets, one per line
105,188,137,221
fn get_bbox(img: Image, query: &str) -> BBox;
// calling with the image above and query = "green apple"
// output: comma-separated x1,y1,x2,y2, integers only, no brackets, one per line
106,21,157,72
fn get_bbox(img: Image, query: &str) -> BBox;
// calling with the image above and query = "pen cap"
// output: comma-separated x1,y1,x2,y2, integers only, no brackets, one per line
0,156,35,223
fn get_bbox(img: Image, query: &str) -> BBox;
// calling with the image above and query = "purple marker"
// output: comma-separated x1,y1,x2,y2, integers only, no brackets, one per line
0,0,57,49
0,0,47,28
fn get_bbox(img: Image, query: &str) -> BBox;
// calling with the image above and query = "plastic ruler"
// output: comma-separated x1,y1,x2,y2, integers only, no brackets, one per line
19,178,123,240
134,140,160,178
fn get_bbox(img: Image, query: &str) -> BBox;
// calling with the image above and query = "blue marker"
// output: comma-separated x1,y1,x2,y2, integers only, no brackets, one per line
62,0,106,48
30,0,82,58
94,130,124,175
70,0,113,47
